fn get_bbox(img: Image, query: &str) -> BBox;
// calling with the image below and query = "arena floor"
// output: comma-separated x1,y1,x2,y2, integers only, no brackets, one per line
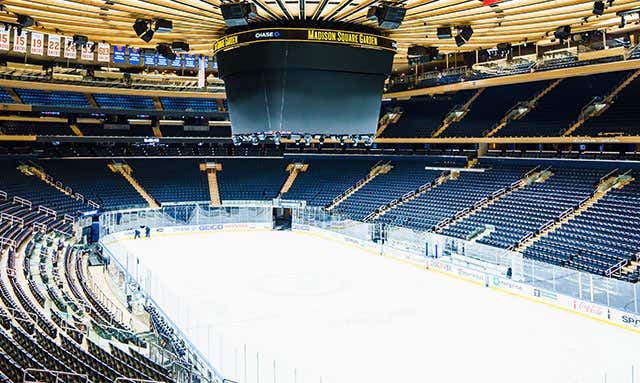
118,230,639,383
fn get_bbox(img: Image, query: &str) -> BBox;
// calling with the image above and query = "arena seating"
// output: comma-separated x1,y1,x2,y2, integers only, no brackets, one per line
0,122,71,136
0,88,14,104
378,162,530,231
14,89,90,107
216,159,288,201
160,97,218,112
573,72,640,136
283,158,379,206
496,71,630,137
441,166,609,249
128,159,210,203
93,94,156,110
524,175,640,277
38,160,147,211
335,157,466,220
380,92,475,137
441,81,548,137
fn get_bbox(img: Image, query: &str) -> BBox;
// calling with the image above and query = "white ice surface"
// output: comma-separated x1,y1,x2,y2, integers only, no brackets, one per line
119,231,639,383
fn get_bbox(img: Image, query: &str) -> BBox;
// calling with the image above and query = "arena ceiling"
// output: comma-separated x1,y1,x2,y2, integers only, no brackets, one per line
0,0,638,67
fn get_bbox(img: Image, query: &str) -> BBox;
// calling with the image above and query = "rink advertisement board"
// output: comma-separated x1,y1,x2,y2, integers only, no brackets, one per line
291,225,640,333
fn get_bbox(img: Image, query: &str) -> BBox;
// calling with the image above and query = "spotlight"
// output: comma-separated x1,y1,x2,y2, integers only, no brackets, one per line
304,134,312,147
352,136,360,147
89,42,97,53
154,19,173,33
367,3,406,29
73,34,88,48
16,14,34,28
171,41,190,53
437,26,452,39
593,1,605,16
274,132,281,146
554,25,571,41
156,43,176,60
251,134,259,146
455,34,466,47
133,19,154,42
232,136,241,146
458,25,473,42
220,1,258,27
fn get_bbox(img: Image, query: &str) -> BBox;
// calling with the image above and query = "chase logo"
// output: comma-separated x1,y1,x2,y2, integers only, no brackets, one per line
255,31,280,39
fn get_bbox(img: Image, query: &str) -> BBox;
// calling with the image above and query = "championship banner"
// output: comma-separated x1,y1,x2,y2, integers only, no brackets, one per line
81,44,94,61
47,35,61,57
13,29,26,53
97,42,110,62
184,54,196,69
30,32,44,55
156,53,168,67
64,37,77,59
213,28,397,55
113,45,126,63
0,28,9,51
128,47,141,65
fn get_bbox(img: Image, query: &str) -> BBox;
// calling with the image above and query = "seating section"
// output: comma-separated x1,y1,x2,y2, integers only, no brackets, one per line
216,159,288,200
336,158,465,220
524,176,640,277
129,159,210,203
160,97,218,112
14,89,89,107
575,73,640,136
0,122,71,136
93,94,155,110
496,72,629,137
0,88,14,104
380,91,475,137
283,158,379,206
38,160,146,211
378,163,528,231
441,81,547,137
441,166,607,249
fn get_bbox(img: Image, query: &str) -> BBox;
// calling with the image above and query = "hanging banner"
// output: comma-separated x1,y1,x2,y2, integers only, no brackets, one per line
81,44,94,61
13,29,26,53
170,54,182,68
128,47,141,65
63,37,77,59
30,32,44,55
156,53,168,67
143,51,156,66
97,42,110,62
184,54,196,69
47,35,61,57
198,56,206,88
0,28,10,51
113,45,126,63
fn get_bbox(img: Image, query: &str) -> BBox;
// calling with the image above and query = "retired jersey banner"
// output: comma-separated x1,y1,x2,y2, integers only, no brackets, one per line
81,44,94,61
184,54,196,69
169,54,182,68
97,42,110,62
30,32,44,55
13,29,26,53
0,28,10,51
63,37,76,59
47,35,61,56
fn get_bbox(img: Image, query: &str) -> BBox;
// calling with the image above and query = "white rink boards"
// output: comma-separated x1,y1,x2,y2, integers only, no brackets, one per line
120,230,639,383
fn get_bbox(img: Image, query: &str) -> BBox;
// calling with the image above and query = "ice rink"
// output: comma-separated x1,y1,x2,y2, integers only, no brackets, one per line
119,230,639,383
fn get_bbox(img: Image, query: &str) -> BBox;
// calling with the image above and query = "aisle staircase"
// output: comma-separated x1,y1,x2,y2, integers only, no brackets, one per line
514,171,633,252
363,171,450,222
4,88,22,104
375,107,403,137
152,122,163,138
17,162,99,208
486,79,563,137
432,88,485,138
200,162,223,207
85,93,98,108
69,123,84,137
563,69,640,136
152,96,163,111
326,161,393,211
279,162,308,196
109,162,160,209
434,166,547,232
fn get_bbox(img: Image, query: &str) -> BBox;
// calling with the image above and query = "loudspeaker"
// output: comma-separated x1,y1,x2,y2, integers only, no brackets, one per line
458,25,473,42
593,1,604,16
